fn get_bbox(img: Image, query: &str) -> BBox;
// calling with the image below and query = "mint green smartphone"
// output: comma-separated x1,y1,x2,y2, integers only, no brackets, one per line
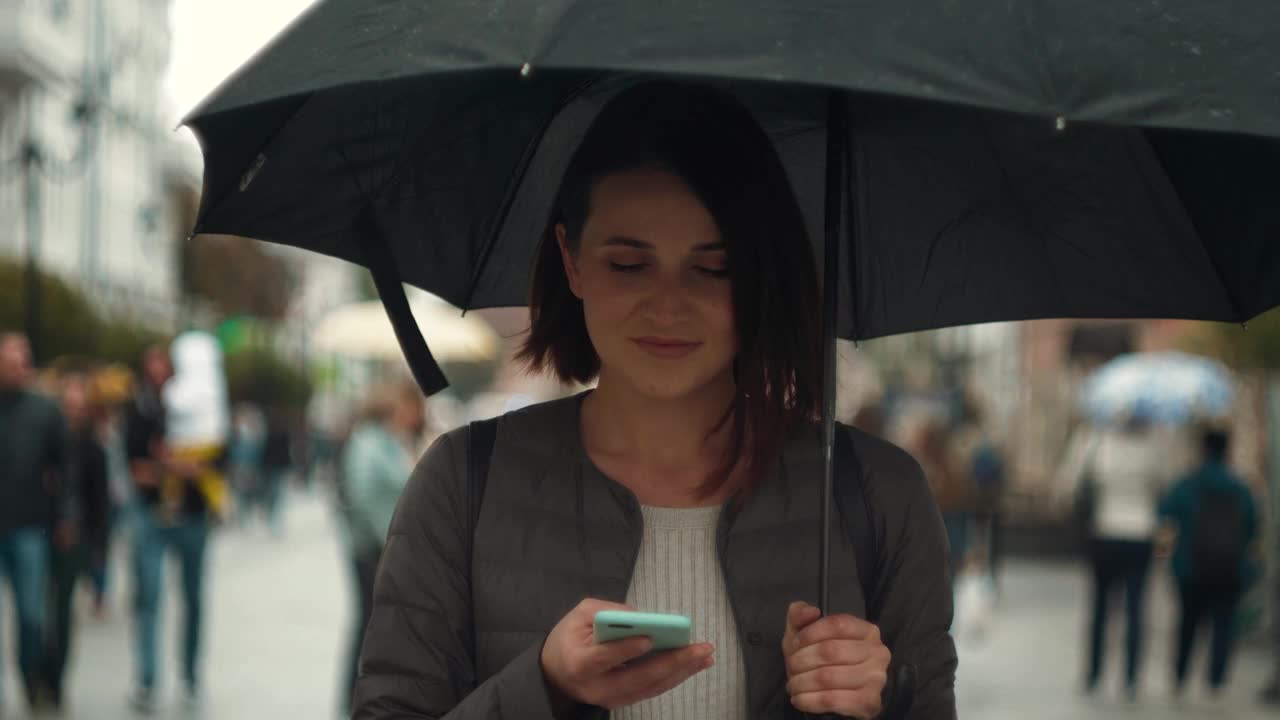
593,610,692,650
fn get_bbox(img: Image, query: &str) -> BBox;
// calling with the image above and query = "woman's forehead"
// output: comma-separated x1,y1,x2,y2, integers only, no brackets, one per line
583,170,722,250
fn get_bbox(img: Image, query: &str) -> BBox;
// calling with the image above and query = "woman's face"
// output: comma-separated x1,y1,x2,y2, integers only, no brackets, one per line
559,168,737,400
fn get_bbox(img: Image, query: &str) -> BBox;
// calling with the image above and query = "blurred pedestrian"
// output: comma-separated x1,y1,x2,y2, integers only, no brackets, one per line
1160,428,1258,699
41,372,110,711
228,402,267,529
1065,415,1170,699
955,398,1007,591
903,415,973,582
0,332,74,712
126,333,230,713
339,381,425,713
87,365,135,617
259,406,296,537
849,402,886,438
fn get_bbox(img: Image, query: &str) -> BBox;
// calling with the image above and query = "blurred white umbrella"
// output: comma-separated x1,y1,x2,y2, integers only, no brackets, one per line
1081,350,1234,424
311,292,499,363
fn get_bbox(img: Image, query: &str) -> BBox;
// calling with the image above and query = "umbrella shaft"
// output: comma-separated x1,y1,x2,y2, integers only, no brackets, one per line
819,92,849,618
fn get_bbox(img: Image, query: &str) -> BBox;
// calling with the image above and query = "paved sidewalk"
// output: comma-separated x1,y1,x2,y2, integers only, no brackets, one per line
2,489,1274,718
956,559,1276,719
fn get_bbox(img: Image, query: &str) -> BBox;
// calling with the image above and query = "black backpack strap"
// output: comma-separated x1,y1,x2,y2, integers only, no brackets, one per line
833,428,880,611
833,427,916,720
467,418,499,546
465,418,499,676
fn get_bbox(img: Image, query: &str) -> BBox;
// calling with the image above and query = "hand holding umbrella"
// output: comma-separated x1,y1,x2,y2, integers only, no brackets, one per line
784,602,891,719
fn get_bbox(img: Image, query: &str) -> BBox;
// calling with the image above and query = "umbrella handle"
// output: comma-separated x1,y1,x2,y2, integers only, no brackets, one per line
357,206,450,396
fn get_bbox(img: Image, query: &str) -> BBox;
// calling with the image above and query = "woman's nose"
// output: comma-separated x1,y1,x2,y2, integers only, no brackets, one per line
642,276,693,326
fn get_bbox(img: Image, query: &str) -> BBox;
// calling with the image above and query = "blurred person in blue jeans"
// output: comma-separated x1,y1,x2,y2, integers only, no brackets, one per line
0,333,76,712
1160,428,1258,699
338,381,426,713
125,335,230,714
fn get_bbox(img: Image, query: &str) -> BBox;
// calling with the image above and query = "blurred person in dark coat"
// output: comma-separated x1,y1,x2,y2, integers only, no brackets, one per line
40,372,110,710
0,333,76,711
1160,428,1258,700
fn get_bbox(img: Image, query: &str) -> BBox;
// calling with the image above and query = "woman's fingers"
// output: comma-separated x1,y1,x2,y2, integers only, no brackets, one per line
791,688,883,719
597,644,714,708
793,613,879,648
782,602,823,652
786,661,888,696
785,637,885,676
585,634,656,670
575,598,635,620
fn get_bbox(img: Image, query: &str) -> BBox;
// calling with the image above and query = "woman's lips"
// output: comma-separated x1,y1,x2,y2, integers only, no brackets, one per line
630,337,703,359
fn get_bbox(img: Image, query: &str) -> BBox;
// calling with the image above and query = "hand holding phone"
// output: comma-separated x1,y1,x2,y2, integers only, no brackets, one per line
539,599,713,712
593,610,692,650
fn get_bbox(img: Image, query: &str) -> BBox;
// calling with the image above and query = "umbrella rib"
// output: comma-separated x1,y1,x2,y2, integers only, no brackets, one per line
1126,134,1245,323
977,122,1075,313
460,75,601,309
189,92,317,236
846,106,864,342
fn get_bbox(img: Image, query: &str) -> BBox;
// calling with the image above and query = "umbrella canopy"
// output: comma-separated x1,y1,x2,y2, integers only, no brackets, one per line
188,1,1280,350
311,293,499,363
1082,351,1234,425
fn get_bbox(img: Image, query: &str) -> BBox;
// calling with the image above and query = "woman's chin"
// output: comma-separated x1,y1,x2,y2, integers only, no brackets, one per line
621,369,734,404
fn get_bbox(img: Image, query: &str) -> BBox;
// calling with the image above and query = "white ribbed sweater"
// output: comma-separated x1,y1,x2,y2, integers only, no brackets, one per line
615,505,748,720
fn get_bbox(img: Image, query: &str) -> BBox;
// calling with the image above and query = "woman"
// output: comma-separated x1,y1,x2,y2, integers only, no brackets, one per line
1064,415,1171,699
354,82,956,719
340,381,427,713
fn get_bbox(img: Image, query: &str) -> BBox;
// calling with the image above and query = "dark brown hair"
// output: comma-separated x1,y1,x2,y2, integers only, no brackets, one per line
519,81,822,500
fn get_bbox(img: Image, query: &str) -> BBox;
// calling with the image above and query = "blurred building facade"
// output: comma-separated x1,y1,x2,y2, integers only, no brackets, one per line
0,0,199,331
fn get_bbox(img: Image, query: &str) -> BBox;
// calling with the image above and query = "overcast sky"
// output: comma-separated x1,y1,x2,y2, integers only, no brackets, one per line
163,0,316,126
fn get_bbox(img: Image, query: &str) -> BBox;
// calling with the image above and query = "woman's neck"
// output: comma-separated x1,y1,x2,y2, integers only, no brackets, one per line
580,370,737,504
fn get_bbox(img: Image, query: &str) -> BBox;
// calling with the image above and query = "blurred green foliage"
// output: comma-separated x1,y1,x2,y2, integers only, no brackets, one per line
0,261,165,366
225,347,314,410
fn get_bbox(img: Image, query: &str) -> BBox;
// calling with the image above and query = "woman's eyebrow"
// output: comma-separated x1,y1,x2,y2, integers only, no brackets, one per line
601,237,725,252
602,236,653,249
691,241,727,252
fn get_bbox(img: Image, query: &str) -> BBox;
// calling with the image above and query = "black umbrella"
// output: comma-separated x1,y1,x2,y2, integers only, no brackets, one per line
185,0,1280,689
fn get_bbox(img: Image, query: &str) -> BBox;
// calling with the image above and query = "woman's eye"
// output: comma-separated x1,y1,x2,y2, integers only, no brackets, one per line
609,261,647,273
695,266,729,278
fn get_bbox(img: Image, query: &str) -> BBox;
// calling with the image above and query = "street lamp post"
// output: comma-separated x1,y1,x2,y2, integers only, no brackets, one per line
21,137,44,363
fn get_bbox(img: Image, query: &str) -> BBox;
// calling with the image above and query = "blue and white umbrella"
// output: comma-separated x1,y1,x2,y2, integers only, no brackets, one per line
1082,351,1234,424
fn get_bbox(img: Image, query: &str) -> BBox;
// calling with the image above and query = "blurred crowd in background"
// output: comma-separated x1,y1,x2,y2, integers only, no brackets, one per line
4,298,1280,717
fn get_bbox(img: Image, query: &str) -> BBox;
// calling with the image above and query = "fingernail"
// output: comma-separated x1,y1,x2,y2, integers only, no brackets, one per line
694,644,714,659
